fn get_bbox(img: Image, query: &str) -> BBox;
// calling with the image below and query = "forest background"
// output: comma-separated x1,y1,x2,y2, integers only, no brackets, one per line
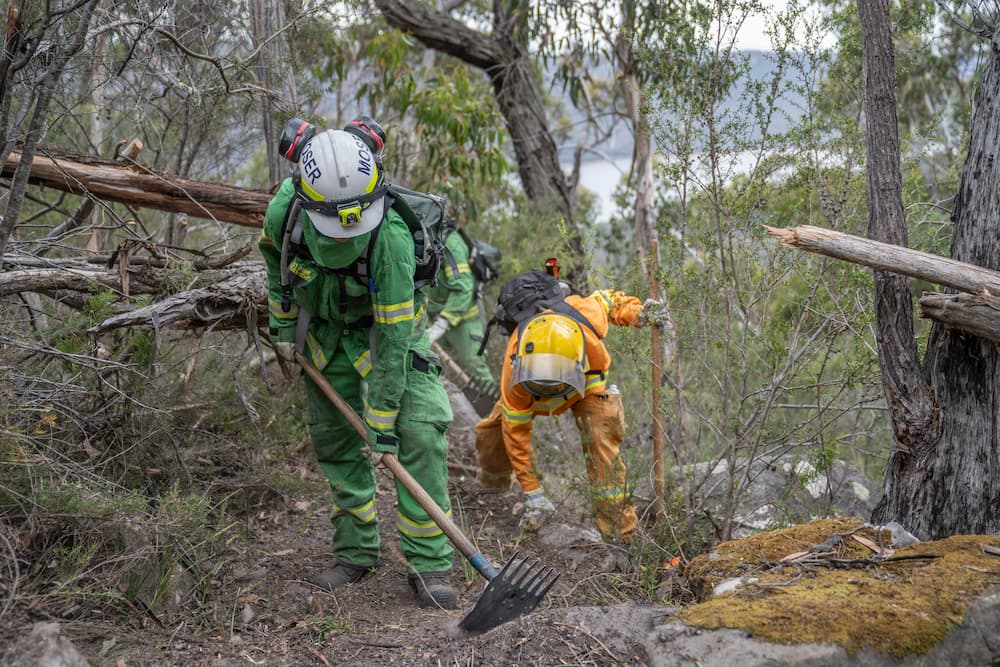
1,0,995,659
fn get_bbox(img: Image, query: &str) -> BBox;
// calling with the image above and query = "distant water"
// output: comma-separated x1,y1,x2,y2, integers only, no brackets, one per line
572,150,767,222
573,157,631,221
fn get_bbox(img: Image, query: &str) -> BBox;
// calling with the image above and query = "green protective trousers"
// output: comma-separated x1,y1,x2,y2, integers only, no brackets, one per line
303,343,455,573
439,314,499,398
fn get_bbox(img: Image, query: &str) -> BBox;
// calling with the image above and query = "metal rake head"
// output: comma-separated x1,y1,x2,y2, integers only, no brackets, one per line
459,551,560,633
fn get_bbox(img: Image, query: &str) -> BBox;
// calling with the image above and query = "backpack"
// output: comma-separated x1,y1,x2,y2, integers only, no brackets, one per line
278,184,456,313
450,226,502,284
477,269,597,355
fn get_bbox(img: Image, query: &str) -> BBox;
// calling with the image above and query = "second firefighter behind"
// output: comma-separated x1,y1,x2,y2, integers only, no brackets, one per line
475,289,664,542
425,223,500,416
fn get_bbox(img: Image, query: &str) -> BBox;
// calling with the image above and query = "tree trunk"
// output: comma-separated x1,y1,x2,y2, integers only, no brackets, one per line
860,0,998,537
372,0,583,274
0,0,99,263
911,11,1000,537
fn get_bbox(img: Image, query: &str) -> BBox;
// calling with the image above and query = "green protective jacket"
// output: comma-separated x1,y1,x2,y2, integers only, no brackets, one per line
258,178,431,449
426,229,478,327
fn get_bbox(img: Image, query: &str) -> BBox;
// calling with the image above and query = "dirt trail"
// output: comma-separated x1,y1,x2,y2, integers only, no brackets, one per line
51,449,656,666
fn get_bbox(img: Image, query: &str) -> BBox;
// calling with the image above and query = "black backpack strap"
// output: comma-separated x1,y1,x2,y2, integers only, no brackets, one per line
279,198,303,313
548,300,599,337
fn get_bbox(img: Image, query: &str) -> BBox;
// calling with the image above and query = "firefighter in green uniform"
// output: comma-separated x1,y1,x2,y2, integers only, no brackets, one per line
258,119,456,608
425,222,500,416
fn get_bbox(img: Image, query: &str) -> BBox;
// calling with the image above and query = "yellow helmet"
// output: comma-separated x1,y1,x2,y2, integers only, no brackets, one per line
512,313,588,398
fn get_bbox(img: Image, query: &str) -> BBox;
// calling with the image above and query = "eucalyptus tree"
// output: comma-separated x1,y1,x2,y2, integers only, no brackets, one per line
860,0,1000,538
372,0,590,279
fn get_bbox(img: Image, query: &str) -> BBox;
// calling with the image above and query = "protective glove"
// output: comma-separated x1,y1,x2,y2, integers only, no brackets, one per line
361,443,384,467
639,298,670,328
273,341,296,363
519,488,556,531
426,317,449,345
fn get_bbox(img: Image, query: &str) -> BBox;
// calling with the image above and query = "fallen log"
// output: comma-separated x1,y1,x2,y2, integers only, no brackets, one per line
87,264,267,334
0,267,156,297
765,225,1000,296
2,147,271,227
918,292,1000,345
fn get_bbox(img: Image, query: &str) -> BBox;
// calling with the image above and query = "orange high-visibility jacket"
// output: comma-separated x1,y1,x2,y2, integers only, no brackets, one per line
498,290,643,493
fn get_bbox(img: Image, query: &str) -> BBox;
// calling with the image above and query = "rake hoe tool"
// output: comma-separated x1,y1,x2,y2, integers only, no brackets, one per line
294,352,559,633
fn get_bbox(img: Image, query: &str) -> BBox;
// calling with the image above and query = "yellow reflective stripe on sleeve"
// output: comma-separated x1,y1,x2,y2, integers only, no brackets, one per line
448,261,470,280
304,331,328,369
268,298,299,320
353,350,372,378
460,305,479,322
591,290,613,314
364,404,398,430
502,404,534,424
259,231,274,246
441,310,464,326
586,375,607,392
331,498,378,523
373,299,414,325
397,509,451,538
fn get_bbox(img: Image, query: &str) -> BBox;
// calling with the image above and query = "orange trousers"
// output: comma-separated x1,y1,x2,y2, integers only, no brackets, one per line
475,392,638,541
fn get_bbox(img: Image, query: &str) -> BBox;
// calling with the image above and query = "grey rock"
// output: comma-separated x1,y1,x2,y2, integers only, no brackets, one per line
1,622,91,667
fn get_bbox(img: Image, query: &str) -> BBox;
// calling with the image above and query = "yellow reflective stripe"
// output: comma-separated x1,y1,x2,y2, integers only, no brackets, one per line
586,375,607,392
441,310,464,326
534,394,573,413
353,350,372,378
259,230,274,246
448,261,470,280
305,331,328,369
397,509,451,538
364,165,379,194
364,404,398,430
374,299,414,325
502,404,533,424
332,498,378,523
591,290,613,314
592,487,627,501
459,305,479,322
268,298,299,320
299,178,324,202
290,261,314,281
415,303,425,321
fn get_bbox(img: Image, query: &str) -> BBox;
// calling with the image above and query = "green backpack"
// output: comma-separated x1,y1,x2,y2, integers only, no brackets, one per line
451,226,503,285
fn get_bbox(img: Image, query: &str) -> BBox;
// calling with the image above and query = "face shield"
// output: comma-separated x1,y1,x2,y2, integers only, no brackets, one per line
511,314,587,398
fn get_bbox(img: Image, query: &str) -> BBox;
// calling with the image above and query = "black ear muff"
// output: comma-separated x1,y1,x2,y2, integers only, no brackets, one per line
279,118,316,163
344,115,387,155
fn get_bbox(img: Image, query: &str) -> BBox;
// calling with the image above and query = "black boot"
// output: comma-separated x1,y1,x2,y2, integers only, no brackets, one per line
408,570,457,609
308,562,375,592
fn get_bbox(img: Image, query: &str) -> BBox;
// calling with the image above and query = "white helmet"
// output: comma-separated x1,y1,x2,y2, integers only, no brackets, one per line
294,129,388,238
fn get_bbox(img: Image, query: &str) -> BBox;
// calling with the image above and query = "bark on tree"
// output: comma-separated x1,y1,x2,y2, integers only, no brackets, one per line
0,0,100,264
2,147,270,226
855,0,997,537
372,0,583,266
